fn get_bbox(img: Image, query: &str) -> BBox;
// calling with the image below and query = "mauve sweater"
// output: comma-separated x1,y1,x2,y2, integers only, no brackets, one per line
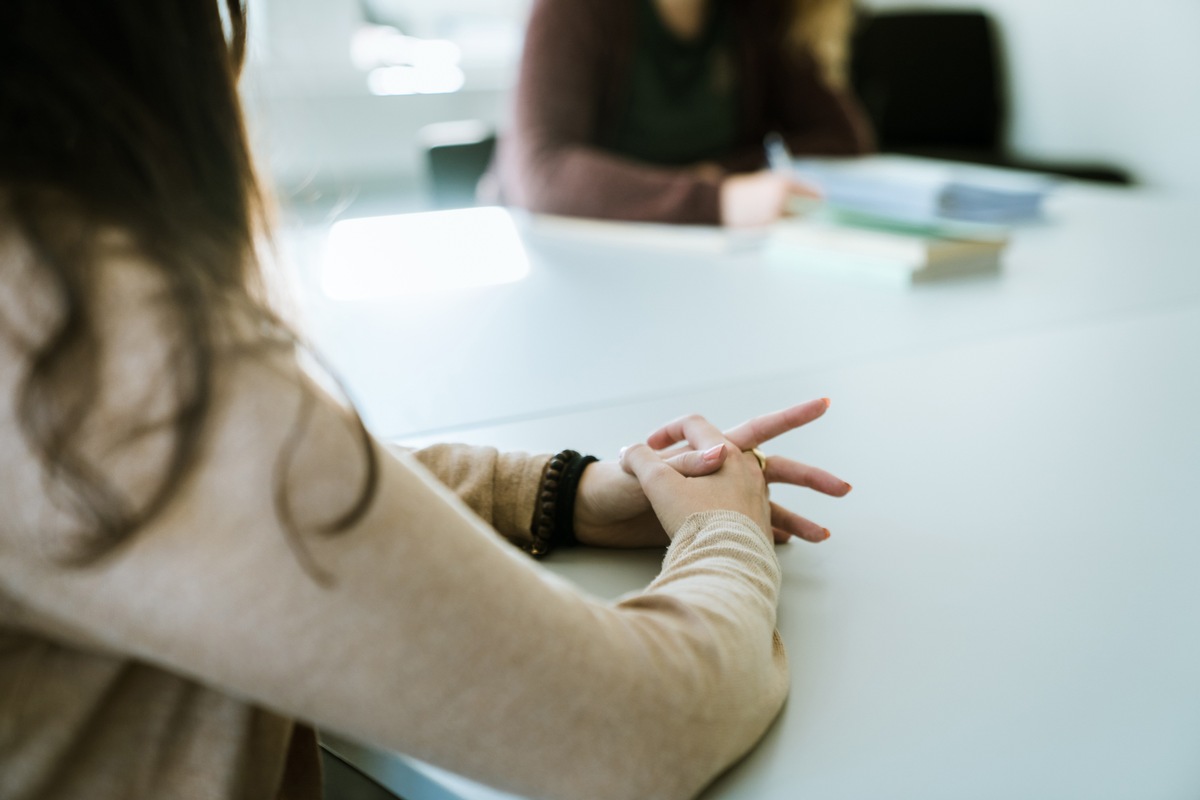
0,226,789,799
496,0,874,224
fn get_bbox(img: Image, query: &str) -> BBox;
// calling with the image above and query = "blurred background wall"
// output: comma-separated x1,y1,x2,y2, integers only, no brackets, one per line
241,0,1200,209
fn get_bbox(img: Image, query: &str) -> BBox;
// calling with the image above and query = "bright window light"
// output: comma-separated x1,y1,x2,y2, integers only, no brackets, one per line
367,64,465,95
321,207,530,300
353,24,466,95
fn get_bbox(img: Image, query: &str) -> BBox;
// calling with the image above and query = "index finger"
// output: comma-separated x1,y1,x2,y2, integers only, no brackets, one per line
618,443,684,494
723,398,831,451
788,178,822,199
644,413,729,453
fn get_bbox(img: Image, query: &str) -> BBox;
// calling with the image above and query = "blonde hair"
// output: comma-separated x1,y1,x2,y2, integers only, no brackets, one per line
788,0,856,88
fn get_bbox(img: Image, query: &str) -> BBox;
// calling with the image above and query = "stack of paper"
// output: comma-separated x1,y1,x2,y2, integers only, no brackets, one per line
793,155,1056,225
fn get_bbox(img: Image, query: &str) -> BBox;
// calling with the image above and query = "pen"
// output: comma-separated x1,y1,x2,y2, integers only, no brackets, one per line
764,132,823,215
764,131,794,175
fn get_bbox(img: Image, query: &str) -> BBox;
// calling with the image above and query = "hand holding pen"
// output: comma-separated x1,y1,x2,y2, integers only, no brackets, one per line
717,133,823,227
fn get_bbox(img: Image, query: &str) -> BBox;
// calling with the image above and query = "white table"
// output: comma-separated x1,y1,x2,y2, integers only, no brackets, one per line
285,185,1200,441
288,182,1200,799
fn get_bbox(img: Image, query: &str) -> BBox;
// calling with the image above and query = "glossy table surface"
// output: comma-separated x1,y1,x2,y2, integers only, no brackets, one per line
285,185,1200,441
286,179,1200,799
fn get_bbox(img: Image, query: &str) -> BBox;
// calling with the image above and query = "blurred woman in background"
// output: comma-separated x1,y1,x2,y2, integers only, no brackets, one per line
0,1,850,798
494,0,874,227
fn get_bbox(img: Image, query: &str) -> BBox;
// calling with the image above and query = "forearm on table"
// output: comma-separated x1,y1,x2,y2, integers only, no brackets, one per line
348,494,790,800
774,64,875,157
506,142,724,224
779,107,875,157
718,104,872,176
12,441,789,800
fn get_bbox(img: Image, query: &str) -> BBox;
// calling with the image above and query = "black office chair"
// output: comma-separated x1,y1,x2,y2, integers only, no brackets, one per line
850,9,1133,185
419,120,498,210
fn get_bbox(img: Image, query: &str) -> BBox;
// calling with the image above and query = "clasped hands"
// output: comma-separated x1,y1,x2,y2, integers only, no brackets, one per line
573,398,851,548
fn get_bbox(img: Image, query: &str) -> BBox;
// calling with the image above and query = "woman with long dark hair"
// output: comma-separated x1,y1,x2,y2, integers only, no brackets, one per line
0,2,850,798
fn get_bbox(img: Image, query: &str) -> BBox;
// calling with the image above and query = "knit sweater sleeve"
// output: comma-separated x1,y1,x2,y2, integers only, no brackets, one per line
768,49,875,159
3,432,788,800
0,250,790,800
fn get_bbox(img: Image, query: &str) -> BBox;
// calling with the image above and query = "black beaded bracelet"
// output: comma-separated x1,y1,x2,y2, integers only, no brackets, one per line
526,449,598,559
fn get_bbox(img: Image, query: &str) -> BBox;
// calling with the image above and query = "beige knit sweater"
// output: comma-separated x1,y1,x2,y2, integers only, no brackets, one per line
0,231,788,799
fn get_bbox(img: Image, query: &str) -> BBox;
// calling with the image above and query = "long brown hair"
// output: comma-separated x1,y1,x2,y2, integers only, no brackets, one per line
787,0,856,88
0,0,377,569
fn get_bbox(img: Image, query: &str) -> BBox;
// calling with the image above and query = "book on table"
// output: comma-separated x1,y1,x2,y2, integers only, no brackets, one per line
520,210,1008,285
768,208,1009,285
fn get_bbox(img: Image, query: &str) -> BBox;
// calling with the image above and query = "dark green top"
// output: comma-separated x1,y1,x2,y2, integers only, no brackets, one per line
606,0,739,166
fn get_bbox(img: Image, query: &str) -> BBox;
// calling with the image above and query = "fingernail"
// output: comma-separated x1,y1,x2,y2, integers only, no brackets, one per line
844,482,853,493
702,443,726,462
618,446,629,461
822,528,831,541
822,397,832,409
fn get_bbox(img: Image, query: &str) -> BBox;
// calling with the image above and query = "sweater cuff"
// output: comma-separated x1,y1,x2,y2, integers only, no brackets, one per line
492,451,552,546
662,510,779,581
688,180,723,225
392,443,550,546
669,510,771,551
